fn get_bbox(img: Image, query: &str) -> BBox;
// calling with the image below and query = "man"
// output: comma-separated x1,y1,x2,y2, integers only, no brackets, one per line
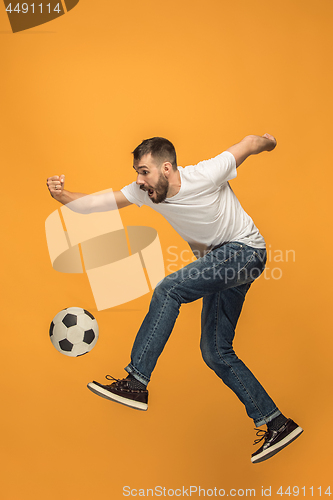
47,134,303,463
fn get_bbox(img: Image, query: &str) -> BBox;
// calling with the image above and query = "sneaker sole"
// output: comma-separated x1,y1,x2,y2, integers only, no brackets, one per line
251,426,303,463
87,382,148,411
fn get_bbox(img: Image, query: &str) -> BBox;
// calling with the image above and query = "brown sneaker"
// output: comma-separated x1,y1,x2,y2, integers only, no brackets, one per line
87,375,148,411
251,419,303,463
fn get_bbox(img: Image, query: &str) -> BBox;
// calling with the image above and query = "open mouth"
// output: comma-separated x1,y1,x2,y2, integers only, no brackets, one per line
140,185,154,197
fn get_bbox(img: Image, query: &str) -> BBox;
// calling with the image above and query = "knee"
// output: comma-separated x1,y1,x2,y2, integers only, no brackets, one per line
153,276,173,298
200,339,235,374
200,339,217,370
154,274,185,305
150,277,182,312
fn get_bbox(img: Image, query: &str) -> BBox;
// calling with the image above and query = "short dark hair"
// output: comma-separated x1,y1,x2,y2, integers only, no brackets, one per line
132,137,177,170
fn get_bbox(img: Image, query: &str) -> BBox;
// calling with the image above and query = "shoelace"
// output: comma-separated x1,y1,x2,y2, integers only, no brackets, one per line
105,375,127,386
253,429,269,445
105,375,119,382
104,374,146,393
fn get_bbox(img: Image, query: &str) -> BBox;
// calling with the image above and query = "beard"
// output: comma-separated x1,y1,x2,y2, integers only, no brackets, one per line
140,172,169,204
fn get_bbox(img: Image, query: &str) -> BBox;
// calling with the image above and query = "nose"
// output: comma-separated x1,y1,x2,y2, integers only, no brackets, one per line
136,173,145,186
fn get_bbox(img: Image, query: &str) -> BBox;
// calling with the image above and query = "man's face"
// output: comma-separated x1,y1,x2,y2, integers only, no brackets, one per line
133,153,169,204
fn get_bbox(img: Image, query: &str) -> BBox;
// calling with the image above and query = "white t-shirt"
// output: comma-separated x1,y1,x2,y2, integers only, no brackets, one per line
121,151,265,255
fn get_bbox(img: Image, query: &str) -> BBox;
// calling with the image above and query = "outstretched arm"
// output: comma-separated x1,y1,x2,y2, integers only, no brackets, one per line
46,175,132,211
227,133,277,168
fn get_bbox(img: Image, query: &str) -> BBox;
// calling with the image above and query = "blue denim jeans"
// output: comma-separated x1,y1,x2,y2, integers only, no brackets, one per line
125,241,281,427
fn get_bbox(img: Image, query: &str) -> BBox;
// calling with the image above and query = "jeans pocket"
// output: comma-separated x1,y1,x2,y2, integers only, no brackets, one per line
237,250,266,283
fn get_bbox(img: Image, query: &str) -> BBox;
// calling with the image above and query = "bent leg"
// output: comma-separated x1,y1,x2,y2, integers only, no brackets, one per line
125,242,267,387
200,284,280,426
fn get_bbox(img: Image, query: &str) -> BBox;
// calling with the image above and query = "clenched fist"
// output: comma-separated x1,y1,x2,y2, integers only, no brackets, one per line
46,175,65,199
262,133,277,151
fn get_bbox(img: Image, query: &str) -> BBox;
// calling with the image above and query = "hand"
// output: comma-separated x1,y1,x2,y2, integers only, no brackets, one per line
262,133,277,151
46,175,65,199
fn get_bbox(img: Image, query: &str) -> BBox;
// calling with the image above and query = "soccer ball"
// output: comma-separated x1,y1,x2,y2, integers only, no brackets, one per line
49,307,99,357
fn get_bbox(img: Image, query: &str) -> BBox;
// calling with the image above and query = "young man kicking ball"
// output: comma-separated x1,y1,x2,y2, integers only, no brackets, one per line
47,133,303,463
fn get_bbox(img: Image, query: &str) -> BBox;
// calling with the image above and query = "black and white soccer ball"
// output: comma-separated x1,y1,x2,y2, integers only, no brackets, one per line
49,307,99,357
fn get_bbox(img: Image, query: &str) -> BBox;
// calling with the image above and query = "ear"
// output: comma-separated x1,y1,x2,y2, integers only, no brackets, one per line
161,161,173,177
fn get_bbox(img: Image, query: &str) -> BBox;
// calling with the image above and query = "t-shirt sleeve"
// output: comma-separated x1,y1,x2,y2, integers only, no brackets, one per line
121,181,146,207
201,151,237,186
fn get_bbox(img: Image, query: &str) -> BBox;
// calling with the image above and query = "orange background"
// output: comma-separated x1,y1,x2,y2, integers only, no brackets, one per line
0,1,332,498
